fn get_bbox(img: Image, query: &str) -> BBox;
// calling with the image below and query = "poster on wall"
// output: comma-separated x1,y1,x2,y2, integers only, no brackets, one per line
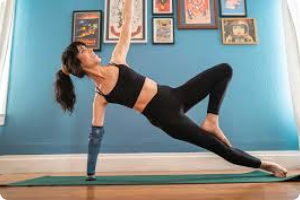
152,17,174,44
221,18,258,45
220,0,247,17
153,0,174,15
72,10,102,51
104,0,147,43
177,0,218,29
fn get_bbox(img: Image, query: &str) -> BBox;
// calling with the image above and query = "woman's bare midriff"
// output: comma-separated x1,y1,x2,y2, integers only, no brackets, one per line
133,78,158,113
97,65,158,113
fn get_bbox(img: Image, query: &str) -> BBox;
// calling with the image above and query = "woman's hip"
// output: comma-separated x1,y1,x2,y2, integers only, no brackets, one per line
141,84,182,126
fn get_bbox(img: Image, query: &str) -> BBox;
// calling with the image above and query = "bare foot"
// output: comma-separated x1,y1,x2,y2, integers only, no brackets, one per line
260,161,288,178
200,121,233,148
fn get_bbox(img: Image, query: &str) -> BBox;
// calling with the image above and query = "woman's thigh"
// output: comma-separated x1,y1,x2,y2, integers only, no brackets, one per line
173,63,232,113
157,113,231,155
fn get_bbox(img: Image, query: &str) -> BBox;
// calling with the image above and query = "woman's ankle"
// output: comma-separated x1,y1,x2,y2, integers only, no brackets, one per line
204,113,219,125
259,161,267,169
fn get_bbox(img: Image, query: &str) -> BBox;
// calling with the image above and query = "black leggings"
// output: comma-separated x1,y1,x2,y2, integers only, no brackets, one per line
142,63,262,168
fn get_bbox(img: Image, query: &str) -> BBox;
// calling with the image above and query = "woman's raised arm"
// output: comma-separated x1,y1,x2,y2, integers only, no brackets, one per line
110,0,134,65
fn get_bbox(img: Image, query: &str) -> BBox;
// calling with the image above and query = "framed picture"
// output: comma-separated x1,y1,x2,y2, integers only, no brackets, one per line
72,10,103,51
177,0,218,29
152,17,174,44
221,18,258,45
104,0,147,43
220,0,247,17
153,0,174,15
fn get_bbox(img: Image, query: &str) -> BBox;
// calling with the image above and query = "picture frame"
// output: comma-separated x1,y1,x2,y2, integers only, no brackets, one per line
104,0,147,43
152,17,174,44
221,18,258,45
153,0,174,15
220,0,247,17
177,0,218,29
72,10,103,51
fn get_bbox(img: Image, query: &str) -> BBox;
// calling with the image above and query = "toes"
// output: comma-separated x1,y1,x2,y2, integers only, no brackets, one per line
281,173,287,178
275,171,287,178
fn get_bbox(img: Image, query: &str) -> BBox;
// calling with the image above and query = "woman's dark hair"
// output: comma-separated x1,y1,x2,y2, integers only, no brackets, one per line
54,41,87,114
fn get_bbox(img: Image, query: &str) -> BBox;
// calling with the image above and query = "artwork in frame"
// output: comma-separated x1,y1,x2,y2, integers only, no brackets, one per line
104,0,147,43
177,0,218,29
72,10,102,51
152,17,174,44
220,0,247,17
153,0,174,15
221,18,258,45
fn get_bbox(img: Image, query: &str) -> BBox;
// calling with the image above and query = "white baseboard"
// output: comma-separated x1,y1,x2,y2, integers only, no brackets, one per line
0,151,299,174
0,114,5,126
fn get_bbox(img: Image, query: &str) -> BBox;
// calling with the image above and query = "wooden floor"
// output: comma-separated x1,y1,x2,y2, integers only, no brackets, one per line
1,169,300,200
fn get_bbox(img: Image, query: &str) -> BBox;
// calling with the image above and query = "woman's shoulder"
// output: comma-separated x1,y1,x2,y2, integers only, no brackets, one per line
109,60,130,68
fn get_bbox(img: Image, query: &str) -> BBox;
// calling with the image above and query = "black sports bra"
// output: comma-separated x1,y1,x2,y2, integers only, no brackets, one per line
95,62,146,108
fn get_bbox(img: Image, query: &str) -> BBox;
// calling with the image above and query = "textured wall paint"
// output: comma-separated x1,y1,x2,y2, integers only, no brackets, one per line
0,0,298,155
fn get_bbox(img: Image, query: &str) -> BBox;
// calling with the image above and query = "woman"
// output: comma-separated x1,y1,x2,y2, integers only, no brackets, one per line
54,0,287,181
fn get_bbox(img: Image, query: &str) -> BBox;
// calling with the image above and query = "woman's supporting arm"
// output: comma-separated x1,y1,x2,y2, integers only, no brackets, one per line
86,94,108,179
92,94,107,126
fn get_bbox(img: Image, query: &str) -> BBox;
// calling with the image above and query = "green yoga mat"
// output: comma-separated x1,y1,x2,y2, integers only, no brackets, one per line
2,170,300,187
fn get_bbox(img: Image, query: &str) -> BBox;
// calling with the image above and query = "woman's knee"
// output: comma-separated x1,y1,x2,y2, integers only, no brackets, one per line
219,63,233,79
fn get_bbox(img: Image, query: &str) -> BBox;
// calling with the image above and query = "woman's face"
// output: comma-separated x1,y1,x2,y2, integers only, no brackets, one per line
76,45,101,69
232,25,246,35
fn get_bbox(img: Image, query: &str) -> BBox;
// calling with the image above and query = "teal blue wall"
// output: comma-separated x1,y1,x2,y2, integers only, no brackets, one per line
0,0,298,155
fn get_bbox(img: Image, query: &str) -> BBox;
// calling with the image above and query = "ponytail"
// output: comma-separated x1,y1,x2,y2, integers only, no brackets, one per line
55,41,88,114
54,69,76,114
